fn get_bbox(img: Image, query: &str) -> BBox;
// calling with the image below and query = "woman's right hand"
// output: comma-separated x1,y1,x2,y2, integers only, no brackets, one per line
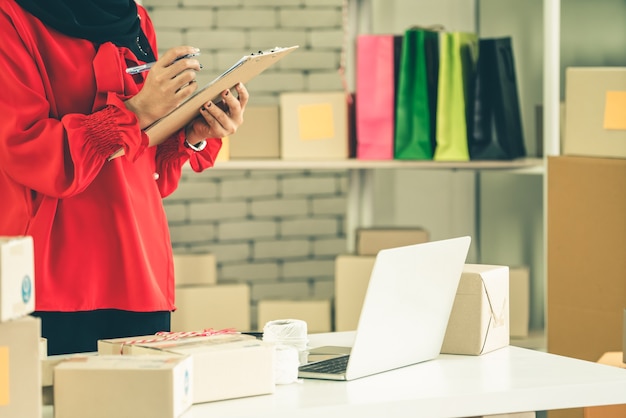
124,46,202,130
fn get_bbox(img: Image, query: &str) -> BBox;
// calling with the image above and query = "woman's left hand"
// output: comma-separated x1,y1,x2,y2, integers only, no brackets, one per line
185,82,249,144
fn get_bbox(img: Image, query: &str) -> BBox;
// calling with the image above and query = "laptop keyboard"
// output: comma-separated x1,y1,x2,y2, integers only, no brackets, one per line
299,355,350,374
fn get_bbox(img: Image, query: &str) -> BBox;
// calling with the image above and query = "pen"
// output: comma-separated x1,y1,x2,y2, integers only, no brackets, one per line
126,52,201,75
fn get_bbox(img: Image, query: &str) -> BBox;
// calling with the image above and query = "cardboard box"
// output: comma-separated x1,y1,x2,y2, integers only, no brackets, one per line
547,156,626,363
173,253,217,286
334,255,375,331
0,316,41,418
356,227,429,256
441,264,510,355
509,266,530,338
229,106,280,159
623,309,626,363
0,236,35,321
98,333,275,404
54,355,193,418
280,92,349,160
172,284,250,332
41,352,97,406
564,67,626,159
583,352,626,418
257,299,331,333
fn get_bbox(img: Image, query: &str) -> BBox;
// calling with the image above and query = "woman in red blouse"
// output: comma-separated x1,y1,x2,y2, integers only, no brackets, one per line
0,0,248,354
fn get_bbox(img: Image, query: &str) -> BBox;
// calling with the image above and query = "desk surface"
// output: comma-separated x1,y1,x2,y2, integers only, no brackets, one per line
42,332,626,418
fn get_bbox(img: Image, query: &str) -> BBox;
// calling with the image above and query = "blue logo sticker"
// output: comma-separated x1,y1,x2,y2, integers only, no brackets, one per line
21,275,32,304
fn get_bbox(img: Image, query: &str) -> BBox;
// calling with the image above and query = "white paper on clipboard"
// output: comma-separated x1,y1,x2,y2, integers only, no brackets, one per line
109,45,299,160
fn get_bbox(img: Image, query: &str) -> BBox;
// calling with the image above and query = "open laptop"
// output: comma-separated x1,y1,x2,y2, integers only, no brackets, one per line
298,236,471,381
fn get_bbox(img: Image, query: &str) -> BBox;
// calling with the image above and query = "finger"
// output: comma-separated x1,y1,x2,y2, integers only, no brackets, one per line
235,83,250,108
158,46,200,69
200,102,236,134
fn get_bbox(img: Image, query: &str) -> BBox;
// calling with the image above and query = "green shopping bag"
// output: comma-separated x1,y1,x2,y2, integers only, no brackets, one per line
394,27,440,160
434,31,479,161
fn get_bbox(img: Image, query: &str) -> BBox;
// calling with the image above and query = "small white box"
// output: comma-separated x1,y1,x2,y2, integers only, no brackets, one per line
172,284,250,332
0,316,41,418
257,299,332,333
441,264,510,355
54,355,193,418
0,236,35,321
173,253,217,286
98,334,275,404
334,255,376,331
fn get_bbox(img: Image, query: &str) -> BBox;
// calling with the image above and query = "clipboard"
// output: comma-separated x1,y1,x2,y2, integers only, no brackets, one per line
109,45,299,159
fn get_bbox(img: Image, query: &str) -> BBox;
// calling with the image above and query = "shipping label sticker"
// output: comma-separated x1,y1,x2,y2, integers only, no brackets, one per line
603,91,626,130
297,103,335,141
0,346,9,406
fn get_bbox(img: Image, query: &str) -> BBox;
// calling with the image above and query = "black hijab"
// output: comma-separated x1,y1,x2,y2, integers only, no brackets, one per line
15,0,155,61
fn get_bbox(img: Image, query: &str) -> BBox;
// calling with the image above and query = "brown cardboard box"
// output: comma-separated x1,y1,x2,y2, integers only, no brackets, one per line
99,334,275,404
173,253,217,286
229,106,280,159
280,92,349,160
564,67,626,159
172,284,250,332
441,264,509,355
257,299,331,333
623,309,626,363
334,255,376,331
509,266,530,338
0,236,35,321
547,156,626,418
583,352,626,418
54,355,193,418
356,227,429,256
0,316,41,418
41,352,97,406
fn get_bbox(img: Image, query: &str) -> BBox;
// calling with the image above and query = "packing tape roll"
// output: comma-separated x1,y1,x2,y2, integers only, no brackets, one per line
262,319,308,350
273,344,300,384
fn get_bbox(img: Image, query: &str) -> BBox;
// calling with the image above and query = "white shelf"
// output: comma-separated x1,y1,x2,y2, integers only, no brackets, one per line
210,158,544,172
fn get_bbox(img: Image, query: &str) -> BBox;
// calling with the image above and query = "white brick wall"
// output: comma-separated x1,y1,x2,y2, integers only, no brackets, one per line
146,0,348,329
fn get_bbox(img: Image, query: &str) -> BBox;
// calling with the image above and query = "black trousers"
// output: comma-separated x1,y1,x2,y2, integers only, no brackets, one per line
32,310,171,355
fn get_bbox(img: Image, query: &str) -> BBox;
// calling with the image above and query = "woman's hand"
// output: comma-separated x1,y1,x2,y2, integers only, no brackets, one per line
185,83,249,145
125,46,202,129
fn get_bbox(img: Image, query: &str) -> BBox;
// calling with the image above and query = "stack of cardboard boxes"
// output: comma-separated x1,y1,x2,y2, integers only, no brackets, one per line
0,236,41,418
548,67,626,418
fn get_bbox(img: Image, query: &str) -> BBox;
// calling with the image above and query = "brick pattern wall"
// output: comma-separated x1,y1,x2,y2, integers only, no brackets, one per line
143,0,349,329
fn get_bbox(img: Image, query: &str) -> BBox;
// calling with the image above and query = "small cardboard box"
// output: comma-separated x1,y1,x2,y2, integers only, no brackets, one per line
0,315,41,418
356,227,429,256
229,105,281,159
280,91,349,160
564,67,626,159
172,284,250,332
98,333,274,404
334,255,376,331
583,352,626,418
41,352,97,406
441,264,510,355
0,236,35,321
257,299,331,333
54,355,193,418
509,266,530,338
173,253,217,286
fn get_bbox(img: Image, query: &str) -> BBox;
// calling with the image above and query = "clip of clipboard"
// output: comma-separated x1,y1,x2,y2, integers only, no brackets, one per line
109,45,299,160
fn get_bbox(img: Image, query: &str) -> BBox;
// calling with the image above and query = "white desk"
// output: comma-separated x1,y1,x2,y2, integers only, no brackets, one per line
42,332,626,418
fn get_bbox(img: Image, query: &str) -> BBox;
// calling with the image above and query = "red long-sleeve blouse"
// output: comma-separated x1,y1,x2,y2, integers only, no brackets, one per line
0,0,222,312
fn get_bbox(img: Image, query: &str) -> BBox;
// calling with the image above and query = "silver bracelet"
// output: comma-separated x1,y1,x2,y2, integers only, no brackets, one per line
184,139,207,152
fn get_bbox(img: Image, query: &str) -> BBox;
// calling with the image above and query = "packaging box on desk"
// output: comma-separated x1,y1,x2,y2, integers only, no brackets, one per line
257,299,332,333
173,253,217,286
41,352,97,406
0,236,35,321
98,333,274,404
509,266,530,338
356,227,429,256
54,354,193,418
0,315,41,418
229,105,280,159
441,264,510,355
280,91,349,160
564,67,626,159
334,254,376,331
172,283,250,332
